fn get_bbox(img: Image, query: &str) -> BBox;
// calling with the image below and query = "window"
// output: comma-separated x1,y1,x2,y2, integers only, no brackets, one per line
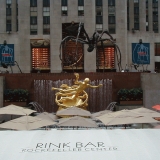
146,0,149,31
152,0,158,33
97,47,115,71
134,0,139,30
43,0,50,7
62,23,84,72
62,0,67,6
134,7,139,14
96,6,102,15
6,0,12,32
43,5,50,34
78,0,84,6
108,0,115,6
96,0,103,32
62,0,68,16
30,25,37,34
30,17,37,25
30,0,37,35
43,16,50,24
78,0,84,16
108,16,115,24
6,0,11,4
96,0,102,6
96,16,103,24
96,24,102,31
155,43,160,56
31,47,50,73
108,0,115,34
30,0,37,7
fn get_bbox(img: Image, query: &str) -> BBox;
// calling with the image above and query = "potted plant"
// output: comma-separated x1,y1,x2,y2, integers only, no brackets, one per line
117,88,143,105
4,89,29,106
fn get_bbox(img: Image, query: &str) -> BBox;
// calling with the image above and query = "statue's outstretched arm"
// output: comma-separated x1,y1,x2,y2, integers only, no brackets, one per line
52,87,63,91
88,84,103,88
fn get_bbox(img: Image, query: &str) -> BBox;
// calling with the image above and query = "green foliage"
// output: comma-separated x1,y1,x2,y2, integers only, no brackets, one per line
117,88,143,101
4,89,29,102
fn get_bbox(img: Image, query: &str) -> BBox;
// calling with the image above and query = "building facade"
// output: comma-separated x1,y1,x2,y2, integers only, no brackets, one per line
0,0,160,73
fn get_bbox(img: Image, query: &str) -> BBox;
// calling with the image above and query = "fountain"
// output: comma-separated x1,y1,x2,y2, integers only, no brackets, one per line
33,74,112,113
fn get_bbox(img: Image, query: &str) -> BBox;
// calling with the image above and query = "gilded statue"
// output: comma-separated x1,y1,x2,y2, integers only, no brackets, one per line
52,73,102,111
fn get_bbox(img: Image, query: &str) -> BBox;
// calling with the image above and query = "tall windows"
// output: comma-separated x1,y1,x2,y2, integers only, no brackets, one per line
152,0,158,33
16,0,18,31
31,40,50,73
108,0,116,34
30,0,37,34
43,0,50,34
134,0,139,30
97,46,115,72
61,23,84,72
155,43,160,72
6,0,12,32
61,0,67,16
155,43,160,56
96,0,103,32
146,0,149,31
78,0,84,16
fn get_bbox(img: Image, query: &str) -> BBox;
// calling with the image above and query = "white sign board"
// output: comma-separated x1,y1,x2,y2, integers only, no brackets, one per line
0,129,160,160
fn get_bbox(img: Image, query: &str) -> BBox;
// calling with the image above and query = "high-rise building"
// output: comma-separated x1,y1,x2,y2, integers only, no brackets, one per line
0,0,159,73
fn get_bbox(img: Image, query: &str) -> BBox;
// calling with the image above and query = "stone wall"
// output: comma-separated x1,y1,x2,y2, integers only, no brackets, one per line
0,77,4,108
141,73,160,109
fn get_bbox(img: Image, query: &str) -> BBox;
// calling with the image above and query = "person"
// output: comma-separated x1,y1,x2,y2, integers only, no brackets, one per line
52,73,102,109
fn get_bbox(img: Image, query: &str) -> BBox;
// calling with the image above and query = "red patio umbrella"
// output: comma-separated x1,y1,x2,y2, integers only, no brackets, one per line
152,105,160,111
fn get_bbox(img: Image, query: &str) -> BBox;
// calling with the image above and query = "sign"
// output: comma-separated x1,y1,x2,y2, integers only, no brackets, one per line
0,129,160,160
0,44,14,67
132,43,150,64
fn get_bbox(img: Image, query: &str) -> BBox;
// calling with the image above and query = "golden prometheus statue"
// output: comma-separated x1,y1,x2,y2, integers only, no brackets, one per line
52,73,102,111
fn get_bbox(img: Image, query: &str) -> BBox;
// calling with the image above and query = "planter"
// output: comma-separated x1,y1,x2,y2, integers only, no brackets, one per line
3,102,27,107
119,100,143,105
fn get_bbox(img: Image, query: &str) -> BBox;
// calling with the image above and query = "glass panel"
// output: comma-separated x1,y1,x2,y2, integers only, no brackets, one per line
108,16,115,24
96,16,103,24
78,6,84,11
43,16,50,24
108,6,115,15
78,0,84,6
30,0,37,7
6,8,11,16
96,7,102,16
43,12,50,16
108,0,115,6
30,7,37,11
30,17,37,25
96,0,102,6
6,0,11,4
43,0,50,7
155,43,160,56
62,0,67,6
43,7,50,11
97,47,115,69
62,6,67,10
